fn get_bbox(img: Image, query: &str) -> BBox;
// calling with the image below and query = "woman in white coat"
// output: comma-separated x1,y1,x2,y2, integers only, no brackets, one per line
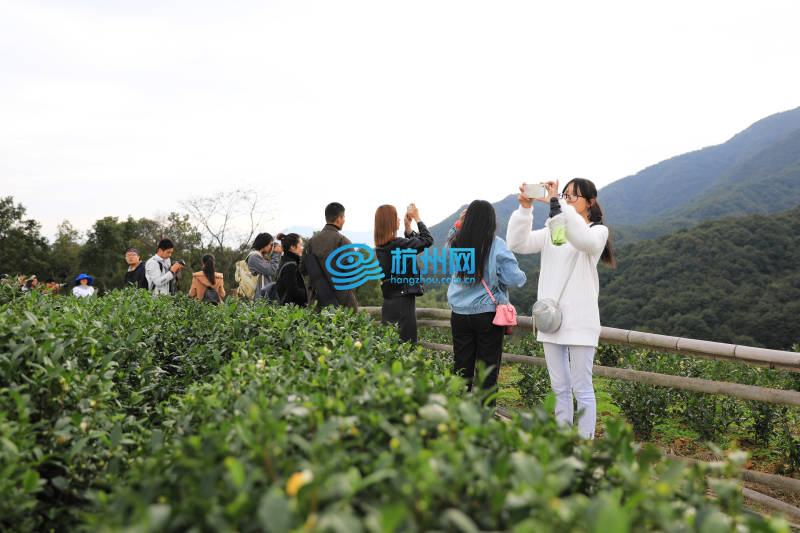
506,178,614,439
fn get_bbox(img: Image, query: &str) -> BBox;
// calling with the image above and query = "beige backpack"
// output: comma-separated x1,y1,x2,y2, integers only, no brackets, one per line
234,251,261,300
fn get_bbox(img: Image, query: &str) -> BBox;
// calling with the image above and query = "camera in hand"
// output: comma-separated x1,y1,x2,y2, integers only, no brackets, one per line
175,259,186,266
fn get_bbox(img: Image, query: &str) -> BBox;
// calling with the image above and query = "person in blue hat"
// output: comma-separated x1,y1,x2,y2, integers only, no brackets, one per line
73,274,95,298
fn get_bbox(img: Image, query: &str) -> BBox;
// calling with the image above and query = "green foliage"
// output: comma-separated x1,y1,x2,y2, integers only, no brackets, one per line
0,196,50,276
503,205,800,351
778,421,800,473
79,212,204,292
595,343,625,368
0,287,246,529
514,364,551,409
598,206,800,350
600,343,800,472
0,288,785,532
607,350,676,440
677,392,742,442
354,278,382,307
616,125,800,245
49,221,82,282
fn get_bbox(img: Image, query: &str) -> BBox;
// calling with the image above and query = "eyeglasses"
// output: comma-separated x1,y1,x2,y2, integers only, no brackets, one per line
559,193,585,202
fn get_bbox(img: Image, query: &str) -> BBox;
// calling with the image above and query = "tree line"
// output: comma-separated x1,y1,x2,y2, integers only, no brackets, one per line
0,193,266,293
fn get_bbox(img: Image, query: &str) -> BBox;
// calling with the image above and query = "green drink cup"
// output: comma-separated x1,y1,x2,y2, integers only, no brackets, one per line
550,220,566,246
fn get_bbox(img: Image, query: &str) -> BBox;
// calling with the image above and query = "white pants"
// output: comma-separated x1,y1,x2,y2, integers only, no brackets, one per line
542,343,596,439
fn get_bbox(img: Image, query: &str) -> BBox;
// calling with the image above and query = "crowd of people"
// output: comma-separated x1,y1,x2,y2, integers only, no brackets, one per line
2,273,95,298
2,180,613,438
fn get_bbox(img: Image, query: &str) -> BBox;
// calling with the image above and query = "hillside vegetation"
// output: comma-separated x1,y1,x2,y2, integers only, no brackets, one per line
598,205,800,349
503,206,800,349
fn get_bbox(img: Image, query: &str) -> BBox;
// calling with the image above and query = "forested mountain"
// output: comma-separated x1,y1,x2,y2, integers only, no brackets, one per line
616,125,800,244
429,106,800,248
600,206,800,349
507,207,800,350
601,105,800,227
422,106,800,349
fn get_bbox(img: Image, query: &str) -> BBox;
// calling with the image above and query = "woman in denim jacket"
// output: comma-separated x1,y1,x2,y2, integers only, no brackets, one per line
446,200,526,405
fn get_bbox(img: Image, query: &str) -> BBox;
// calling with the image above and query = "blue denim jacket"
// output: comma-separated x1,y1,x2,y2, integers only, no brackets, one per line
446,233,527,315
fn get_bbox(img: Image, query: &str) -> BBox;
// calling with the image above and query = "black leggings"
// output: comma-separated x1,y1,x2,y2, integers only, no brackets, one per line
381,295,417,343
450,311,504,404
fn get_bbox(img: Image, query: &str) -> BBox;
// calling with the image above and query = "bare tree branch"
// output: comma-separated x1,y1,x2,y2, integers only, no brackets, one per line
179,187,275,252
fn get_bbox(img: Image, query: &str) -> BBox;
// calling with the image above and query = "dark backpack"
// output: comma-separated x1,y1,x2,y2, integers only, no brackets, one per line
203,286,220,305
264,261,296,304
302,241,339,307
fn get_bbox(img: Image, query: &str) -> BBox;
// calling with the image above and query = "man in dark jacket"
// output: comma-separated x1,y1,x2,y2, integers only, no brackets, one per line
301,202,358,310
124,248,148,289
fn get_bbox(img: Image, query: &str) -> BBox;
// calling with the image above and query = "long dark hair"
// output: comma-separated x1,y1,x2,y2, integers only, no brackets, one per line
448,200,496,282
202,254,216,285
252,232,273,251
563,178,615,267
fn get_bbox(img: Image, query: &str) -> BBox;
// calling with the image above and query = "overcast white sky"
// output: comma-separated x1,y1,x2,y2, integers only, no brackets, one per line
2,0,799,244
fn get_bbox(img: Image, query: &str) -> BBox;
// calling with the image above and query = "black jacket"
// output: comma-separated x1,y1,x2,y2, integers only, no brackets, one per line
375,221,434,298
124,263,148,289
276,251,308,306
300,224,358,309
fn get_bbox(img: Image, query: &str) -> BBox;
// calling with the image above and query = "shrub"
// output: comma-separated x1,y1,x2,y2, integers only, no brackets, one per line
515,364,551,408
608,380,671,440
0,289,787,532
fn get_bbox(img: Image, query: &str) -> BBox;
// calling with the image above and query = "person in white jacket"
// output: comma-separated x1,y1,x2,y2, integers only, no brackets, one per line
145,238,184,296
72,273,95,298
506,178,615,439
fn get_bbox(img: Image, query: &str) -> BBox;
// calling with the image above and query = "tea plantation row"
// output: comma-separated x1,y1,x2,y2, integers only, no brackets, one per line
458,325,800,472
0,288,789,531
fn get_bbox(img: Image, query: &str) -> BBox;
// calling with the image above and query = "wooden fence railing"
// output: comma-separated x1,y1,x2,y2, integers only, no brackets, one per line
361,307,800,407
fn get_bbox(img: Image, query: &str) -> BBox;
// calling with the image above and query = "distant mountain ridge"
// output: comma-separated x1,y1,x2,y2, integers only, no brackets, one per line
602,106,800,227
429,106,800,247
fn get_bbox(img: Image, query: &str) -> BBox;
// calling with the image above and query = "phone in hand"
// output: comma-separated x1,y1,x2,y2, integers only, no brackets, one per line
523,183,547,199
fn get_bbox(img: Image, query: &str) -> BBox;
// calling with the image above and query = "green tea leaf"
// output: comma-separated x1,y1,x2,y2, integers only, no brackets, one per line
258,491,291,532
443,509,479,533
225,457,245,489
110,423,122,448
23,469,40,492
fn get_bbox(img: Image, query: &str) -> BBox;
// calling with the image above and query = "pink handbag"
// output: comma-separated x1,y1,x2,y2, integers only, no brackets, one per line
481,279,517,335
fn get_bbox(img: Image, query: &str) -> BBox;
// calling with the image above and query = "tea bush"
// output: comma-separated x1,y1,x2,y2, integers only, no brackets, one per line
603,343,800,471
87,330,779,532
514,364,551,409
0,288,789,531
0,288,374,529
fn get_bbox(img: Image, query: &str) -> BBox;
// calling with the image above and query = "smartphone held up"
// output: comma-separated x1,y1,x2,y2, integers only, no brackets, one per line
523,183,547,199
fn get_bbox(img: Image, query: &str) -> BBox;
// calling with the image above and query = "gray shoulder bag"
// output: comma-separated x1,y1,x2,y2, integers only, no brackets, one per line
531,253,580,334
